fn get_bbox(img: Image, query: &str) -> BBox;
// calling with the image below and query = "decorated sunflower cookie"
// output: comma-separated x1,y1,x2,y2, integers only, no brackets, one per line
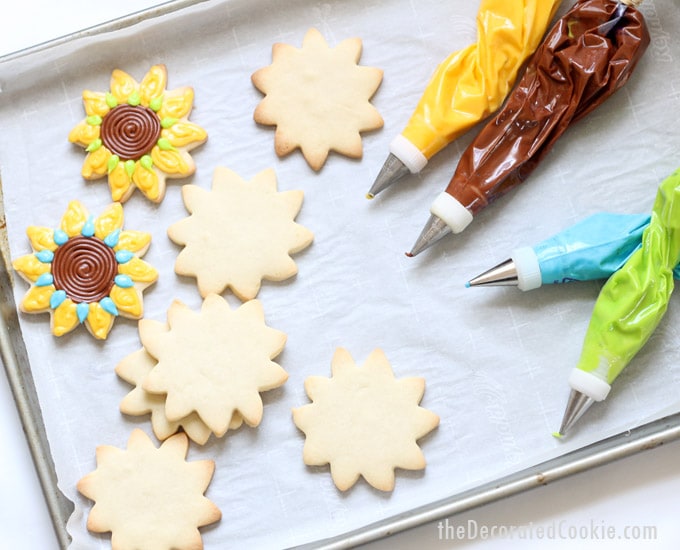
12,200,158,339
69,64,207,203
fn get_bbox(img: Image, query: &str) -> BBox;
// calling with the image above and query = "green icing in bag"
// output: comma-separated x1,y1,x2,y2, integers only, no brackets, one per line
576,168,680,384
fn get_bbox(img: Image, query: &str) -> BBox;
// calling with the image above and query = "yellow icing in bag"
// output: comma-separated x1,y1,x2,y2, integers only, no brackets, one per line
402,0,561,159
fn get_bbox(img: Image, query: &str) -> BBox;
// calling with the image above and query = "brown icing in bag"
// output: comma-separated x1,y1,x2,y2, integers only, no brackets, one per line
446,0,650,214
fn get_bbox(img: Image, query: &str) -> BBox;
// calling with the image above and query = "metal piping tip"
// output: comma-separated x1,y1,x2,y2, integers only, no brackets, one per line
467,259,519,287
557,389,595,438
367,153,410,198
407,214,451,257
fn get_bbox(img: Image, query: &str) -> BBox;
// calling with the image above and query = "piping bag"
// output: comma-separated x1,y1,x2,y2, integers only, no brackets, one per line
468,212,680,290
367,0,562,198
408,0,650,257
557,168,680,436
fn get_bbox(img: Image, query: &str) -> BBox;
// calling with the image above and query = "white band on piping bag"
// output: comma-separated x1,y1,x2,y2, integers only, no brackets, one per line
429,192,473,234
512,246,542,291
568,368,611,401
389,134,428,173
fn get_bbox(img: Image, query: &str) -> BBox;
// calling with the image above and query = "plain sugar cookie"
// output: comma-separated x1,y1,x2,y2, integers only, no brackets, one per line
252,28,384,170
293,348,439,491
140,295,288,437
168,166,313,300
77,429,221,550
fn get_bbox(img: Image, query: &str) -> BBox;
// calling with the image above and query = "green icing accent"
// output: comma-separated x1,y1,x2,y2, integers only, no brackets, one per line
107,155,120,174
127,91,141,106
161,117,178,129
157,138,174,151
576,168,680,384
86,139,102,152
124,159,136,177
105,92,118,108
87,115,103,126
140,155,153,170
150,95,163,112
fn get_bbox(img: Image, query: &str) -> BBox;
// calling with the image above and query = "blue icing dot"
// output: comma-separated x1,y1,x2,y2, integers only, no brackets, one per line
81,216,96,237
104,229,121,248
49,290,67,309
35,250,54,263
53,229,69,246
99,297,119,316
36,273,54,287
76,303,90,323
115,274,134,288
115,250,134,264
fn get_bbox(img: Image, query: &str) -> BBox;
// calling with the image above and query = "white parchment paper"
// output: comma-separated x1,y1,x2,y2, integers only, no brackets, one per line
1,0,679,548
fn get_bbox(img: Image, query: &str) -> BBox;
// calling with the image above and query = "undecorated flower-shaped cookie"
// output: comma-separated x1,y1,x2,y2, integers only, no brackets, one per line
168,166,313,300
138,295,288,437
116,348,213,445
116,346,244,445
293,348,440,491
69,64,207,203
12,200,157,339
252,28,383,170
77,429,221,550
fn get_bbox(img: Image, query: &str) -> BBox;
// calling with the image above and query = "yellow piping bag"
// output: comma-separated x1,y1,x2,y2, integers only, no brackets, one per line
368,0,561,198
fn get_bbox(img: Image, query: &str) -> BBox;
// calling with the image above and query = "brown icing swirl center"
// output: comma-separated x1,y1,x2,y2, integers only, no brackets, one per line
100,104,161,161
52,236,118,303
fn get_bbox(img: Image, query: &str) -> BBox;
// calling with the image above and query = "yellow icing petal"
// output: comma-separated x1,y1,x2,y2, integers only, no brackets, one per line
110,69,138,104
21,285,54,312
118,257,158,284
139,65,167,107
52,300,79,336
161,121,207,148
82,147,111,179
116,230,151,254
108,162,133,202
60,201,89,237
87,302,115,340
83,90,110,117
94,203,124,240
110,286,143,318
157,86,194,120
68,120,100,147
12,254,51,282
151,147,191,176
26,226,57,252
132,164,161,202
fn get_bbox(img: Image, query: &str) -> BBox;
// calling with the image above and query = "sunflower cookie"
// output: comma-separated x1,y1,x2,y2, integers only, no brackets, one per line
168,166,313,300
77,429,221,550
252,28,384,170
12,200,157,339
69,64,207,203
116,344,244,445
139,295,288,437
293,348,439,491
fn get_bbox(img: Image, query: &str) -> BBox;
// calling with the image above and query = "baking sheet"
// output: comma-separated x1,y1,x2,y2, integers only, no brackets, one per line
1,0,680,548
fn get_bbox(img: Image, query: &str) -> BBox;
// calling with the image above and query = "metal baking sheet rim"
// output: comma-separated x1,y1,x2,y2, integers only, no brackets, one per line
1,1,680,548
